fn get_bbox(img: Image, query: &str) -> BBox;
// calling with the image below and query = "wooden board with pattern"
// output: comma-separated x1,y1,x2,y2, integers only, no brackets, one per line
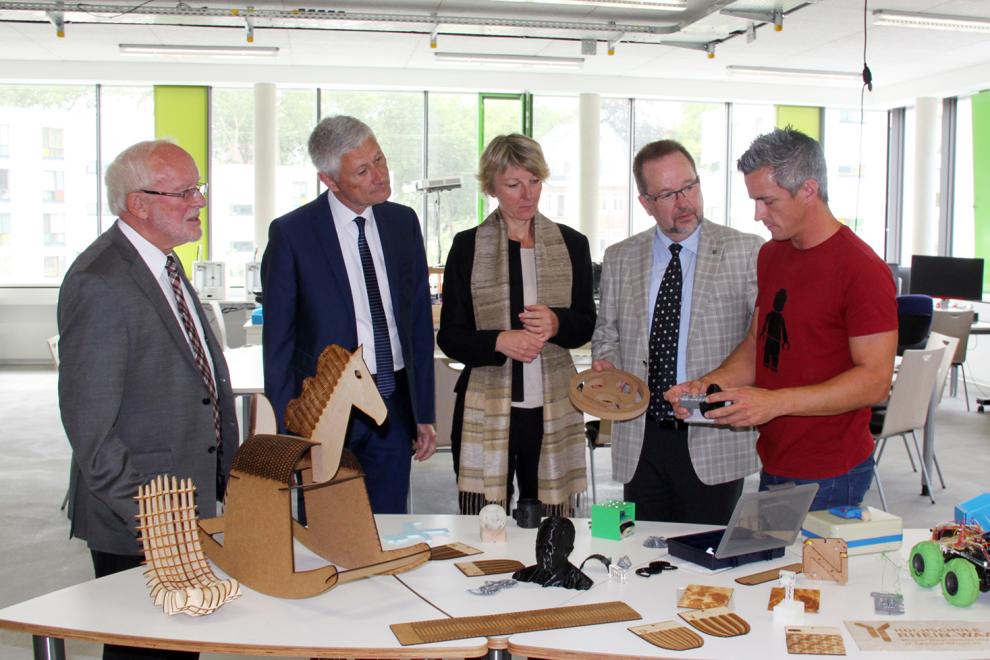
803,538,848,584
391,600,641,645
678,607,750,638
629,620,704,651
786,626,847,655
455,559,525,577
768,587,821,613
735,562,804,585
429,542,483,561
678,584,733,610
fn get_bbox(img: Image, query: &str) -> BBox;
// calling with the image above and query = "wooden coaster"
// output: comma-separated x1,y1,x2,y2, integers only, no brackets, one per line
630,620,704,651
391,600,640,645
455,559,525,577
769,587,821,613
678,607,750,638
786,626,846,655
429,542,482,561
678,584,733,610
735,562,804,585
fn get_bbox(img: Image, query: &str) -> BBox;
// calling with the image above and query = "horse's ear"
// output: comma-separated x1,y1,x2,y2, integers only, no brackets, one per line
354,345,364,358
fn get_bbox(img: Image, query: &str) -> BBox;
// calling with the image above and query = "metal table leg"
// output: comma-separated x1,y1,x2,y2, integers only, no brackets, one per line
32,636,65,660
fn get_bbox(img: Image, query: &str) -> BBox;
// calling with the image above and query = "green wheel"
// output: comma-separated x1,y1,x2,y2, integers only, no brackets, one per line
941,558,981,607
909,541,945,587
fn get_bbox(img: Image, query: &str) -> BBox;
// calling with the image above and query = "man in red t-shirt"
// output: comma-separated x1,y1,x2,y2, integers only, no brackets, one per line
666,128,897,510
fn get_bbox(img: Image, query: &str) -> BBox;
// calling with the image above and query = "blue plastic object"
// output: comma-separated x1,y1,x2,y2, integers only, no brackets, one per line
829,505,867,520
954,493,990,530
251,306,264,325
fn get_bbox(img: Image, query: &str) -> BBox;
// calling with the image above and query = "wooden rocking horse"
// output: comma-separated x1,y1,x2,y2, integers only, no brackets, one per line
198,345,430,598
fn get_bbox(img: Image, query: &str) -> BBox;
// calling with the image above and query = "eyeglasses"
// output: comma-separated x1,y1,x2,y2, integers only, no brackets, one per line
635,560,678,578
139,183,208,200
641,177,700,204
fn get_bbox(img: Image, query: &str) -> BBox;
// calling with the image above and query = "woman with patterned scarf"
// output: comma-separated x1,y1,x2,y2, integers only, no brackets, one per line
437,133,597,516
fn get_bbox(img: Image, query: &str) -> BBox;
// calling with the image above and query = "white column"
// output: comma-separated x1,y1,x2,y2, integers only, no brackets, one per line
254,82,277,255
579,93,600,259
912,97,939,256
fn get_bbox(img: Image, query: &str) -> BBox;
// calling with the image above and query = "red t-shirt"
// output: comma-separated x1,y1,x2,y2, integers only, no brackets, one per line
754,225,897,479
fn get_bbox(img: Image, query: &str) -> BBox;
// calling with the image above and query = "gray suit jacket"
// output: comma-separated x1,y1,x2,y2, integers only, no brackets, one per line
592,219,762,485
57,223,238,555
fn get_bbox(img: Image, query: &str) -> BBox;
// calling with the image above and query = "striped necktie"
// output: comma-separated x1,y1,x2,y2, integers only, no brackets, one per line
165,255,225,497
354,217,395,397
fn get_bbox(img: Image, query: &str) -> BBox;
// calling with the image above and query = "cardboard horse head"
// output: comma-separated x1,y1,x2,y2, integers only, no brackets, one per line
199,345,429,598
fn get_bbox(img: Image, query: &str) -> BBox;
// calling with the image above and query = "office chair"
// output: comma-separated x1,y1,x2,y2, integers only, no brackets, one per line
871,347,943,511
896,294,934,356
931,309,976,411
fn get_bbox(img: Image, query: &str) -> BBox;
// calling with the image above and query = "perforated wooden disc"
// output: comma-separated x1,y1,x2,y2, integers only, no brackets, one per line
569,368,649,421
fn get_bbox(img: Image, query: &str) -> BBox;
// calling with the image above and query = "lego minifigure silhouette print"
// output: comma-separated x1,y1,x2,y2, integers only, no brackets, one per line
759,288,789,372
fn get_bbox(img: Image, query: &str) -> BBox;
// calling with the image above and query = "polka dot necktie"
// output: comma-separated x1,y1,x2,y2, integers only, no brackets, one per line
354,217,395,398
648,243,682,419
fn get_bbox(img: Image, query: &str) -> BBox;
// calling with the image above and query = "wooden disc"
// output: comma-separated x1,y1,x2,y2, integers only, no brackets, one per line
569,368,649,421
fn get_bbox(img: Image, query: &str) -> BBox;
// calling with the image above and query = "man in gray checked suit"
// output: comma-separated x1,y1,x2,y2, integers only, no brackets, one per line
58,140,238,660
592,139,762,524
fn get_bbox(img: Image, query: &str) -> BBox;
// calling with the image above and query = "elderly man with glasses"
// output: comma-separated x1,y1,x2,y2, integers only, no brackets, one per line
58,140,237,660
592,139,763,525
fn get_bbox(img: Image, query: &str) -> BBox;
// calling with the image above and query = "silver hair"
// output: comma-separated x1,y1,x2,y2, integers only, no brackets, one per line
104,139,176,216
737,127,829,203
308,115,375,176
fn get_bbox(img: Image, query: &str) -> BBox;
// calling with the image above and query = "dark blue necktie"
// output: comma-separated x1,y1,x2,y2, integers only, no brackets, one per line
354,217,395,398
648,243,682,419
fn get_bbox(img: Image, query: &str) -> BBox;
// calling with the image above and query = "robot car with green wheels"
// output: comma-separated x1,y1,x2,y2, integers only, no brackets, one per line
909,521,990,607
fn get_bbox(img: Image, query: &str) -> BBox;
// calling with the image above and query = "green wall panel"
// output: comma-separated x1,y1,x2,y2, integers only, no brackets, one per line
154,86,209,269
972,90,990,293
776,105,822,141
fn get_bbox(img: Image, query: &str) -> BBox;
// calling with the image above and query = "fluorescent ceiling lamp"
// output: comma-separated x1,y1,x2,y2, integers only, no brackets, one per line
119,44,279,57
434,52,584,69
873,9,990,33
727,65,861,82
488,0,686,11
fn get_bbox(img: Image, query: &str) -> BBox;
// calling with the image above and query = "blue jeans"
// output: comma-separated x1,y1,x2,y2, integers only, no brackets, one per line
759,455,875,511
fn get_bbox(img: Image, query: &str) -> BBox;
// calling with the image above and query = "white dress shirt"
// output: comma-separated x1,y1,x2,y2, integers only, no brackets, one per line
327,191,404,374
116,219,217,383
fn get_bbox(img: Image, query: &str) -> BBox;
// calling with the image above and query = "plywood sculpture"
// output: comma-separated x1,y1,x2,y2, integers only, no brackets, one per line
199,345,429,598
135,475,241,616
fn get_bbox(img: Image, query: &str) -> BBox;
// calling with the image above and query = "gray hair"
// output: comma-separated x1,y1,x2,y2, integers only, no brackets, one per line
105,139,175,216
737,127,829,203
308,115,375,176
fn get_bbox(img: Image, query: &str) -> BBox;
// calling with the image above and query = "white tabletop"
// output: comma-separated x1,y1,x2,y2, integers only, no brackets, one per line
5,516,988,658
224,345,263,395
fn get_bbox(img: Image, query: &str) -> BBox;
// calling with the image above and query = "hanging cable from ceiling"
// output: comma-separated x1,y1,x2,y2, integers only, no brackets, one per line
853,0,873,236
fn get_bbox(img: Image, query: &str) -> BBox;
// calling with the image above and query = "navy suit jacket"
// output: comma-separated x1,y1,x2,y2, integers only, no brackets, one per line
261,191,435,431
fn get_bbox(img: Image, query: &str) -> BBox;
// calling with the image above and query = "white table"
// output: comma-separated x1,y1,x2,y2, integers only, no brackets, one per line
3,516,989,659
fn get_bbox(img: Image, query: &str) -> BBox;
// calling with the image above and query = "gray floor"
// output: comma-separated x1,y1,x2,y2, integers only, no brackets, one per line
1,365,988,659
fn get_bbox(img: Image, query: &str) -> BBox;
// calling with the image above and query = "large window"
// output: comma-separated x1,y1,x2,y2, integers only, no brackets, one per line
427,92,478,266
728,104,776,238
211,87,255,291
533,96,580,232
275,88,318,218
597,98,632,261
952,96,975,259
823,108,888,256
0,84,97,285
100,86,154,232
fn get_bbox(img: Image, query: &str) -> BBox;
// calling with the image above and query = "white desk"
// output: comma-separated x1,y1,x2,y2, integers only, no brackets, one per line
3,517,989,659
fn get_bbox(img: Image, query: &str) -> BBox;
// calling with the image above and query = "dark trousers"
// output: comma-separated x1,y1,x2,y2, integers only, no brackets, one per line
90,550,198,660
346,368,417,513
452,400,544,508
623,419,743,525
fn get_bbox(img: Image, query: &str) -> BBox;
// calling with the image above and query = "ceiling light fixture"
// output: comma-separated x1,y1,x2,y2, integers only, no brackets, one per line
726,65,861,81
434,52,584,69
488,0,686,11
872,9,990,33
118,43,279,56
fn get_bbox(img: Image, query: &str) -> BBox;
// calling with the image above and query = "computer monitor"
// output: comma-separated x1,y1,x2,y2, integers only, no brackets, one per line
909,255,984,301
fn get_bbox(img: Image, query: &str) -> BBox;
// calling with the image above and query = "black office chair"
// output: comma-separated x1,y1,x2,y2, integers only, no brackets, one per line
896,294,933,356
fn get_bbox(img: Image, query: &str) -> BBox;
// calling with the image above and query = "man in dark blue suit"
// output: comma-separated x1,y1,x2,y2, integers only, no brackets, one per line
261,115,436,513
